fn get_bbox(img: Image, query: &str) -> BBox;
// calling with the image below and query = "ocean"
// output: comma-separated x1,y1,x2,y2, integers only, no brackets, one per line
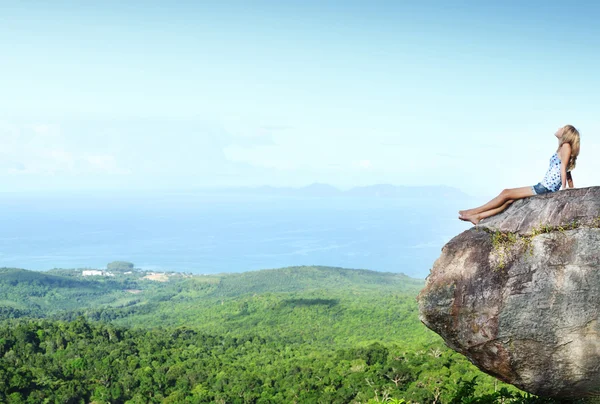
0,191,473,279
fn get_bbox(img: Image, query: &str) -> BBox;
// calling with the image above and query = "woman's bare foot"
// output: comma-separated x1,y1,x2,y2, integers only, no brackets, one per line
459,209,475,217
463,214,481,225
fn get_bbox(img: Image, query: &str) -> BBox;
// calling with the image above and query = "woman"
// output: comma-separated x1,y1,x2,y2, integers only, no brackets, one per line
459,125,580,225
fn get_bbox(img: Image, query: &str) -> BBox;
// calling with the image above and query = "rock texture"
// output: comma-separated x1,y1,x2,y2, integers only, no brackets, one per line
418,187,600,398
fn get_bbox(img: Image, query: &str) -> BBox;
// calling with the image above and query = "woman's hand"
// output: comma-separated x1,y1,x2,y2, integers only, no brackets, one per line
567,172,574,188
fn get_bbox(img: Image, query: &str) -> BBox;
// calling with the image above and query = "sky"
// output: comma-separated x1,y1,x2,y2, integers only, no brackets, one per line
1,0,600,197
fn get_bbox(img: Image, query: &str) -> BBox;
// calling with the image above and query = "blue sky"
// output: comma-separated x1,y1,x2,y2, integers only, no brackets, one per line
1,1,599,196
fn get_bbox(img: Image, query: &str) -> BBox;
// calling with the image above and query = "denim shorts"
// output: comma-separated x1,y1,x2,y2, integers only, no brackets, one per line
532,182,551,195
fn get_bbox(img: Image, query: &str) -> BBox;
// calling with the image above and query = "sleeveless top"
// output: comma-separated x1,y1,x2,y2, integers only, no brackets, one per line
540,153,562,192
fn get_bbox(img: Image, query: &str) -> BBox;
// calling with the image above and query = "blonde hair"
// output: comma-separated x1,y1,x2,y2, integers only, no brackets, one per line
557,124,580,171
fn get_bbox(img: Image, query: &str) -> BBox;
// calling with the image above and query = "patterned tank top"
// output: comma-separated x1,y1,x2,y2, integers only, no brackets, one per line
540,153,562,192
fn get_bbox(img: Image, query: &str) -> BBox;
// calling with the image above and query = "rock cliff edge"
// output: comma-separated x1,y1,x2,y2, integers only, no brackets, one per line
417,187,600,398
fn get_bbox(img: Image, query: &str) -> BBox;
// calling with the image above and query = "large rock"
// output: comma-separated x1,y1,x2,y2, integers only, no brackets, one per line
417,187,600,398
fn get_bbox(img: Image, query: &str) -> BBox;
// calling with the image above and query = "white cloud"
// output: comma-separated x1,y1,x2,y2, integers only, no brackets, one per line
47,149,75,169
85,154,130,174
357,159,372,169
220,120,277,147
0,122,128,176
28,124,56,136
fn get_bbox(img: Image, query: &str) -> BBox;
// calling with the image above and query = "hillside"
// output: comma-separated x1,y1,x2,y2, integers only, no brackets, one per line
1,265,425,344
106,266,427,346
0,265,420,309
0,267,140,317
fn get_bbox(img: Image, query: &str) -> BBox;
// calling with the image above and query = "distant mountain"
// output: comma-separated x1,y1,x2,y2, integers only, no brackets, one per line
250,182,342,197
299,182,342,196
345,184,468,199
210,183,468,199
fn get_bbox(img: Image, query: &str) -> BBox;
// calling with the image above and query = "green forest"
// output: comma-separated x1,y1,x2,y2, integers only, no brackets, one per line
0,266,566,403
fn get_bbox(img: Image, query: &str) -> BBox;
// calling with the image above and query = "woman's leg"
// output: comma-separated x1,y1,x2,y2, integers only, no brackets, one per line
459,186,534,217
460,199,514,225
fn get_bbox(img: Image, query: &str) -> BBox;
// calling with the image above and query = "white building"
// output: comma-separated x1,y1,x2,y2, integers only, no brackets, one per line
82,270,115,277
82,270,103,276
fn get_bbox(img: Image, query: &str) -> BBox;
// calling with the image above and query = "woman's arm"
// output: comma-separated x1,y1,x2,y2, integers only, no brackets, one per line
559,143,572,190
